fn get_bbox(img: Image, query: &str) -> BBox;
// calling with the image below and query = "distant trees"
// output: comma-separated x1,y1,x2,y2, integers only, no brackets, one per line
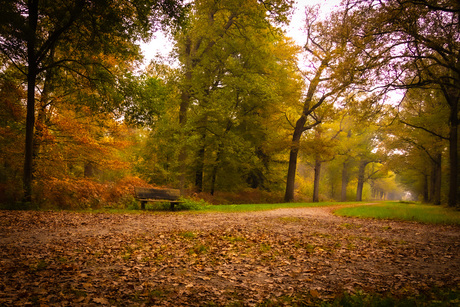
284,3,384,202
386,87,449,204
356,0,459,206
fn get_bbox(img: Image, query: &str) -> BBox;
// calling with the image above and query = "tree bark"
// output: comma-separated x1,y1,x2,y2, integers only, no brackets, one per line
432,153,442,206
284,116,307,202
356,159,367,201
312,159,321,202
195,142,205,192
340,161,349,202
422,173,429,203
23,0,39,203
447,95,458,207
178,37,192,194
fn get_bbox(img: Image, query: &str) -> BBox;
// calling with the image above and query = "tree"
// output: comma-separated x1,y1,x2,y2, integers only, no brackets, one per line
174,0,300,194
0,0,186,203
300,122,341,202
284,4,377,202
386,87,449,204
359,0,459,206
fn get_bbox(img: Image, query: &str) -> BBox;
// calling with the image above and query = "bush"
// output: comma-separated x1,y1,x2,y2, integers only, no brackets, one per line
194,189,283,205
34,176,151,210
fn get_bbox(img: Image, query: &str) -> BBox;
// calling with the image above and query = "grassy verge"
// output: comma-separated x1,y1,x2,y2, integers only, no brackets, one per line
84,201,360,214
334,201,460,225
260,287,460,306
192,201,359,213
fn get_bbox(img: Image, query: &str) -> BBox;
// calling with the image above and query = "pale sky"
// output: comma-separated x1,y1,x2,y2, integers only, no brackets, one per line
140,0,341,65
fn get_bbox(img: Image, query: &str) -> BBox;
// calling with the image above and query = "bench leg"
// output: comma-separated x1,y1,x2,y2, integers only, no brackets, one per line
170,202,176,211
141,201,146,210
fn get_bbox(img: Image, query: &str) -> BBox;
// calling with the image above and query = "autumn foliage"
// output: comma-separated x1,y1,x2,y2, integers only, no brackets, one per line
34,176,149,209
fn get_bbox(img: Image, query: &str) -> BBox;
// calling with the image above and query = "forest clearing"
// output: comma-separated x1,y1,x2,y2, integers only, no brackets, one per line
1,204,459,306
1,0,459,304
1,0,459,211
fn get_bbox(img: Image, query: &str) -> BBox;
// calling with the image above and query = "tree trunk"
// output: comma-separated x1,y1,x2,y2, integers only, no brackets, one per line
195,143,205,192
312,159,321,202
178,37,192,194
422,173,429,203
340,161,349,202
33,51,54,170
210,149,223,196
24,69,36,203
84,161,97,178
23,0,39,203
284,116,307,202
447,97,458,207
356,160,367,201
433,153,442,206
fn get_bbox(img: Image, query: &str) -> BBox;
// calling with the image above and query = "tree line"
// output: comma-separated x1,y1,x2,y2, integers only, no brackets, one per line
0,0,458,208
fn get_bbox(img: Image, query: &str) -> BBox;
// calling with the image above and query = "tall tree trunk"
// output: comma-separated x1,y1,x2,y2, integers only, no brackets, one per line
433,153,442,206
210,147,224,196
178,37,192,194
284,58,328,203
312,159,321,202
24,69,36,203
422,173,429,203
356,160,367,201
23,0,39,203
340,161,349,202
284,116,307,202
195,141,205,193
447,97,458,207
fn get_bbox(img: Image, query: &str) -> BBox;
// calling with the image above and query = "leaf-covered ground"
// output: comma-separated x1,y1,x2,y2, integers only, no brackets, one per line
1,206,459,306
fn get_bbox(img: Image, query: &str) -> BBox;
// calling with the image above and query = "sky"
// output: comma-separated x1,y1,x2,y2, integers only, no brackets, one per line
140,0,341,65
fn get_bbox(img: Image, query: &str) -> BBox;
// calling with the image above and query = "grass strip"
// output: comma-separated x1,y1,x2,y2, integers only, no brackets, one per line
194,201,358,213
334,201,460,225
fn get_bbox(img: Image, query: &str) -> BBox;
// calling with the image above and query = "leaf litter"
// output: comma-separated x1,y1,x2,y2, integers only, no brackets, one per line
0,207,459,306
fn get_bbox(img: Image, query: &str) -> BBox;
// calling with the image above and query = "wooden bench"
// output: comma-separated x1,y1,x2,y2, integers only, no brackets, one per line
134,187,183,210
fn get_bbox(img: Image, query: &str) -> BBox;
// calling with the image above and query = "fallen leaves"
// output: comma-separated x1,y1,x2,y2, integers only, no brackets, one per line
0,209,459,306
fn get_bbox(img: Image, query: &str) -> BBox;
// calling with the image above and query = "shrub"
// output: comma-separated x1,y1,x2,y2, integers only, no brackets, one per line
34,175,151,210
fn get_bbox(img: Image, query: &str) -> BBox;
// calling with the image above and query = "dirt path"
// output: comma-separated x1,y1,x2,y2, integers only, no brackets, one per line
1,206,459,306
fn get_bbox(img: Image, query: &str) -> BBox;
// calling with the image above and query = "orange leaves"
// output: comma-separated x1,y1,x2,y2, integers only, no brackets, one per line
35,176,149,209
29,103,137,206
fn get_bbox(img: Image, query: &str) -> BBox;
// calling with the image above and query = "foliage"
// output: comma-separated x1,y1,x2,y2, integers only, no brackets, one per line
283,2,387,202
0,0,187,203
355,0,460,207
384,87,450,205
0,0,456,208
138,0,302,195
0,72,25,204
29,176,150,210
335,202,460,225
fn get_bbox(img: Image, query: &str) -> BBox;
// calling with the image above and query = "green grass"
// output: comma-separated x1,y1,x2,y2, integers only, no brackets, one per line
335,201,460,225
60,201,357,215
193,201,357,213
257,287,460,306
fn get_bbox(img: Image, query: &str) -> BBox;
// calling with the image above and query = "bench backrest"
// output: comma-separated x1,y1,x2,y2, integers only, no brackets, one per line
134,187,180,200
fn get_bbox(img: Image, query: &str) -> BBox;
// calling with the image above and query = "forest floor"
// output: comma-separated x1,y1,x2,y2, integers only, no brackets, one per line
1,205,459,306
